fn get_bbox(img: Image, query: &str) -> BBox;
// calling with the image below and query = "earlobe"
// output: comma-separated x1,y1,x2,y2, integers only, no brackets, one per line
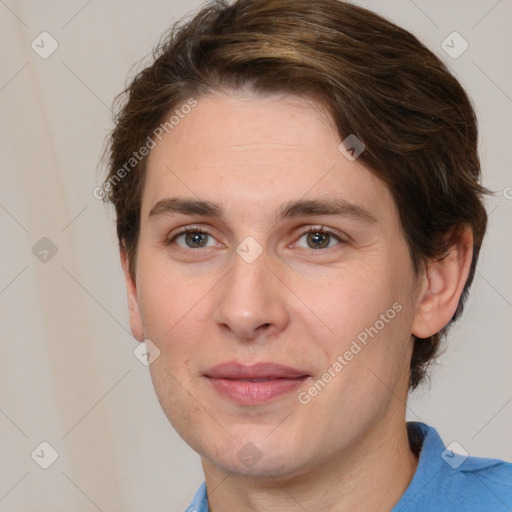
412,228,474,339
120,248,144,342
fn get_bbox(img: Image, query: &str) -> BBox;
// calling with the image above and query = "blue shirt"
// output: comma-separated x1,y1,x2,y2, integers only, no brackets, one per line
185,422,512,511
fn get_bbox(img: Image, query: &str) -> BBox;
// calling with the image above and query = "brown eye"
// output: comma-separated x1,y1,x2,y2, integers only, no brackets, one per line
306,231,331,249
184,231,209,248
170,230,216,249
295,228,342,250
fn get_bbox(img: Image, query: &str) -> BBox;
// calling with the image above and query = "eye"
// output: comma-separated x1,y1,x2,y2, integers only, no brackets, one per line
295,227,344,250
168,228,218,249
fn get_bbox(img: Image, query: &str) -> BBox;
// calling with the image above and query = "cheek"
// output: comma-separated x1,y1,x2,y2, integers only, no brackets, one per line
297,295,413,437
293,260,403,337
147,355,217,454
136,255,210,339
294,257,414,383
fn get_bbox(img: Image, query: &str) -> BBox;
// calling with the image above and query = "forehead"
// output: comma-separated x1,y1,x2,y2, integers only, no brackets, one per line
142,91,396,223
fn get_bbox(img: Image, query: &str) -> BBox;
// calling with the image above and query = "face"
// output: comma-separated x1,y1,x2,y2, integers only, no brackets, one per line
124,90,422,479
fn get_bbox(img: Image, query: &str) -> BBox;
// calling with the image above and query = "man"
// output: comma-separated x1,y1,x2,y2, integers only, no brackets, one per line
102,0,512,510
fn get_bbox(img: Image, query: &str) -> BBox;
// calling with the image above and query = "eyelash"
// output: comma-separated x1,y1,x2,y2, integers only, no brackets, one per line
167,225,216,248
166,224,348,250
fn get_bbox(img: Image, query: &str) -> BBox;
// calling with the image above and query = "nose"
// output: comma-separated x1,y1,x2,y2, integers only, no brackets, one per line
213,250,290,341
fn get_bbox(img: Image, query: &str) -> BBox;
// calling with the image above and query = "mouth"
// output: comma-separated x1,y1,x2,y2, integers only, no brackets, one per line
203,361,310,405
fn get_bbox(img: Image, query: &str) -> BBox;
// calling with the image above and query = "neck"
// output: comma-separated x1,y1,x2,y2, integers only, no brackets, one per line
202,414,418,512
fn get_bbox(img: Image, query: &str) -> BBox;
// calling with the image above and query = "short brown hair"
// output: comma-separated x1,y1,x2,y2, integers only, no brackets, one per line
103,0,488,389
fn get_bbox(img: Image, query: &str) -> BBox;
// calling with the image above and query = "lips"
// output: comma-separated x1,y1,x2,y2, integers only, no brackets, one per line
203,361,310,405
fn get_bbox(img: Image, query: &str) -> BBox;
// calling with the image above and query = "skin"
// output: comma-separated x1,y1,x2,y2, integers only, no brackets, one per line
121,89,473,512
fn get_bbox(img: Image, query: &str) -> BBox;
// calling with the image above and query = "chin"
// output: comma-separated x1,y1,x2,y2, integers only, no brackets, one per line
205,447,310,480
192,426,312,479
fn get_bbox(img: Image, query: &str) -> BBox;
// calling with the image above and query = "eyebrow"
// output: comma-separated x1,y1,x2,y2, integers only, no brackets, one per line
148,197,376,223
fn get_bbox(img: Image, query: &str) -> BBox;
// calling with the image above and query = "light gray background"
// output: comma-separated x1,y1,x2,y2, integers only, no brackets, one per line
1,1,510,511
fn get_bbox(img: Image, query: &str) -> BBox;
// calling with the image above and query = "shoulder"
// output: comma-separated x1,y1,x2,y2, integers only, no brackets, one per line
184,481,209,512
435,456,512,512
393,423,512,512
454,455,512,507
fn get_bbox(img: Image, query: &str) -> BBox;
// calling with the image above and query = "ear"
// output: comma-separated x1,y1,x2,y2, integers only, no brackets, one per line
412,228,474,339
120,247,144,342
